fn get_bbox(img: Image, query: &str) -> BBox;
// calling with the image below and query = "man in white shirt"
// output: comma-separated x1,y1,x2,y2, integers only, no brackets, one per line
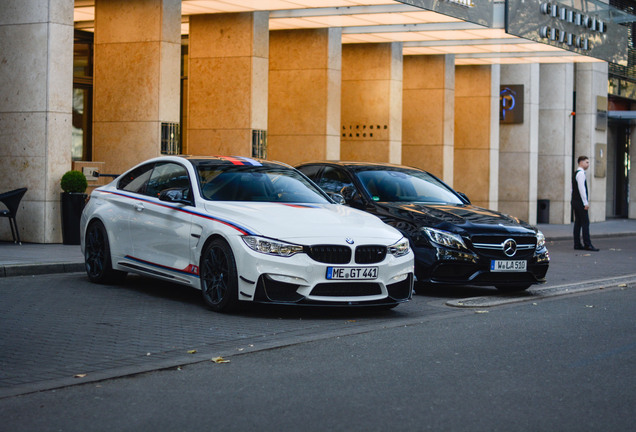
572,155,599,251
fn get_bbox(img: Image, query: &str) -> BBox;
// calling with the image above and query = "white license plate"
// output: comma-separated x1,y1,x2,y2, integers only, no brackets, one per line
326,266,378,280
490,260,527,272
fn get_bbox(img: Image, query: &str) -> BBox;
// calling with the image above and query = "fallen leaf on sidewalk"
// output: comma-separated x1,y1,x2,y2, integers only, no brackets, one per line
585,305,594,308
74,374,87,378
211,356,230,364
475,310,489,314
187,349,197,354
618,283,627,287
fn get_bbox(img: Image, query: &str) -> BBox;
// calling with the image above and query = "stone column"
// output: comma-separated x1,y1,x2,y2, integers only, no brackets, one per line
574,62,608,222
403,55,454,184
92,0,181,176
499,64,540,224
341,43,402,164
454,65,500,209
538,63,574,224
187,12,269,157
268,28,341,166
0,0,73,243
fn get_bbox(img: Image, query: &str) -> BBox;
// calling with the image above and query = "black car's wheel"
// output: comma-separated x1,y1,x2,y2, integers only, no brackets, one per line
84,220,126,284
200,238,239,312
495,284,532,293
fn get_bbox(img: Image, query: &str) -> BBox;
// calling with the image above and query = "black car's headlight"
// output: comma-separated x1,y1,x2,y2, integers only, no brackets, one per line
388,238,410,257
242,236,304,257
422,227,467,250
536,230,546,250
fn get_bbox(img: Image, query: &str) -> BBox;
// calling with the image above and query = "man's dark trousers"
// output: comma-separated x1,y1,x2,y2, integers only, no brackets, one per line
572,201,591,248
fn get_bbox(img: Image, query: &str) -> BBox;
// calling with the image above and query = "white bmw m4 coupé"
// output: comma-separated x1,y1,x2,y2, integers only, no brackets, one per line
80,156,414,312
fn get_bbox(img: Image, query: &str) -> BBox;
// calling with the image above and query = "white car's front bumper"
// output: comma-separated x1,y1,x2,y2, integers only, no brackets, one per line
231,239,414,306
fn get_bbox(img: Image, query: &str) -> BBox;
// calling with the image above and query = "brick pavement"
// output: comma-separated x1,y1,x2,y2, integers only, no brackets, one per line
0,272,451,398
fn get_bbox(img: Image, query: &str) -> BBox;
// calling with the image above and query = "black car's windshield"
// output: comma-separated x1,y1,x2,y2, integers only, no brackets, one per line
356,168,463,204
197,165,330,204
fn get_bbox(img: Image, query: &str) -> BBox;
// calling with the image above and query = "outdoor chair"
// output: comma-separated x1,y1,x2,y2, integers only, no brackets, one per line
0,187,28,244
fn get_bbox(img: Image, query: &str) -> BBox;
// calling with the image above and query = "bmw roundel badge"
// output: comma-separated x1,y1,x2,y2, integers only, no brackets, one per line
345,238,354,244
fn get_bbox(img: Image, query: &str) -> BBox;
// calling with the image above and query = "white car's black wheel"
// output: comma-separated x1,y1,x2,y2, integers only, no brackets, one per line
84,220,126,284
200,238,239,312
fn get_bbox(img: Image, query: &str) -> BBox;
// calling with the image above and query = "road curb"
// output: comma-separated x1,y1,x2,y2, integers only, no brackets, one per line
446,274,636,308
0,262,85,277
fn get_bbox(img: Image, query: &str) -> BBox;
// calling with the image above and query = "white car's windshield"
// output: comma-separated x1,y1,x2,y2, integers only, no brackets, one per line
197,166,330,204
356,168,463,204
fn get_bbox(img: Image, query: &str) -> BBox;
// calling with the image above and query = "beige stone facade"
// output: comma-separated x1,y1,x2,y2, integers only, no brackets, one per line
0,0,74,243
454,65,500,210
0,0,633,243
268,28,341,166
341,43,403,164
402,55,454,184
187,12,269,157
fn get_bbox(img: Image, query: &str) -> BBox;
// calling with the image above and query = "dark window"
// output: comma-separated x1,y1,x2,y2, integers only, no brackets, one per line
318,167,354,195
145,162,191,199
356,168,462,204
73,30,93,161
118,164,155,194
297,165,322,181
161,123,181,155
197,165,329,203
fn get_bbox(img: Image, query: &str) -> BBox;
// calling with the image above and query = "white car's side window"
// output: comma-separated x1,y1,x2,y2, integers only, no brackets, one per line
118,164,154,194
145,163,191,199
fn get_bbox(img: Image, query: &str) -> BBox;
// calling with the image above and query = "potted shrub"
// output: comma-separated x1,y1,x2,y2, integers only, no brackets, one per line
60,170,88,245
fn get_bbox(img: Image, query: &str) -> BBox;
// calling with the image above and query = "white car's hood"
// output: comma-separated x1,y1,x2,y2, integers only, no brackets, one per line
202,201,402,244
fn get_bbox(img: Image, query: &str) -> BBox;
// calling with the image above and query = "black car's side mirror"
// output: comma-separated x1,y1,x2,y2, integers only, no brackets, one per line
340,185,357,200
159,188,191,205
457,192,471,204
340,185,366,209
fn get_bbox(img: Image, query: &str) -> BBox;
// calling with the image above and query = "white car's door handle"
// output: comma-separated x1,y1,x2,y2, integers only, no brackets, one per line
135,203,145,212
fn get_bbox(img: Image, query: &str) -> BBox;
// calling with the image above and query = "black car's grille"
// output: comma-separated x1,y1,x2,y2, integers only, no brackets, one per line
310,282,382,297
469,235,537,259
355,245,387,264
307,245,352,264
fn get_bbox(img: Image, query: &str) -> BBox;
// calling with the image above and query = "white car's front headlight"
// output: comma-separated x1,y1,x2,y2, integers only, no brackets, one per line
242,236,304,257
422,227,467,250
388,238,410,257
536,230,546,250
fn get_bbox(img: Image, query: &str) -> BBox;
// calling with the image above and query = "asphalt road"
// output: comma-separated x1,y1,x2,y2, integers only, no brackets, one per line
1,236,635,431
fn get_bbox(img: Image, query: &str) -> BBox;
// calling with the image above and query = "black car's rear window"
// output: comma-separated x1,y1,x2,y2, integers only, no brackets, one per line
197,165,330,204
356,168,463,204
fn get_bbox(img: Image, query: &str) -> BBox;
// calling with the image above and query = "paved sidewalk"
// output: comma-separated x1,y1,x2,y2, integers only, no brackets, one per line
1,219,636,277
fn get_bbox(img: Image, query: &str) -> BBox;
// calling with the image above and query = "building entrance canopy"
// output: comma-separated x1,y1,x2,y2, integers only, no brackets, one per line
73,0,636,65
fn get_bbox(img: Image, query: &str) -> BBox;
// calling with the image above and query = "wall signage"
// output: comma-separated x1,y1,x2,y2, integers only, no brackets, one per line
342,124,388,139
506,0,628,65
500,85,524,124
396,0,492,27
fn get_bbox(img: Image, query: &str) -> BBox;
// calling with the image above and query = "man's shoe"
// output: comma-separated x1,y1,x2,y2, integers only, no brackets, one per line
574,245,585,250
584,245,600,251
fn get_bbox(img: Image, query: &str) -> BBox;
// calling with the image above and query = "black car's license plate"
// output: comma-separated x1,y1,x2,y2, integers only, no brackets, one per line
326,266,378,280
490,260,527,272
